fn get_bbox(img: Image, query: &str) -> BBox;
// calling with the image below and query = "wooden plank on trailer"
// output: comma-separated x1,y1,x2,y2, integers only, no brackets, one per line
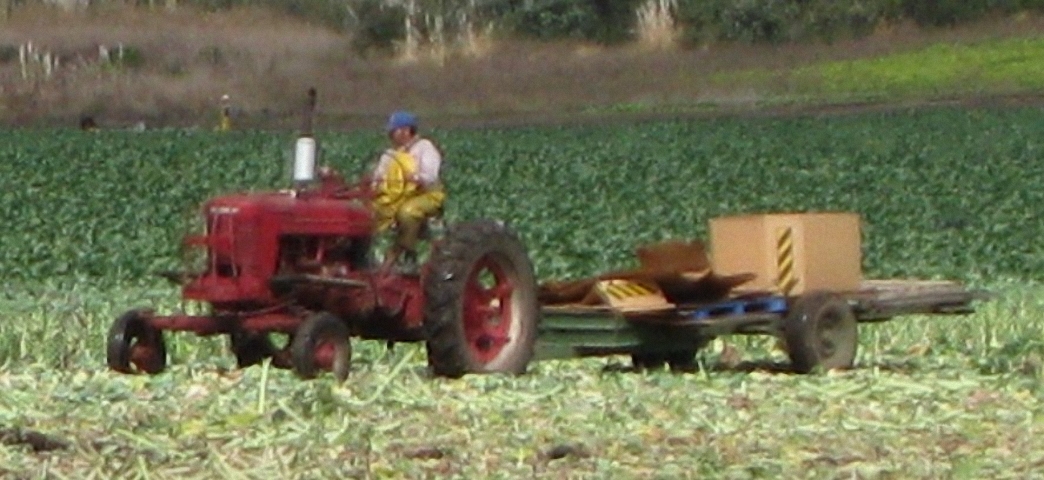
591,279,676,313
845,278,989,321
859,279,962,291
853,279,969,301
541,304,618,316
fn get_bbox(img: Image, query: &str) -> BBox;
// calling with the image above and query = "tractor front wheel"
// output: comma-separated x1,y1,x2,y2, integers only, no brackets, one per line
423,220,540,379
290,312,352,382
107,309,167,374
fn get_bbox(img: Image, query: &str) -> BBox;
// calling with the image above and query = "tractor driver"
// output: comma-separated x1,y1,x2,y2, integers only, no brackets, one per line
371,110,446,271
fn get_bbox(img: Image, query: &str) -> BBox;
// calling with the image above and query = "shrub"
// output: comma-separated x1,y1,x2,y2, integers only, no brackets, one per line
0,44,19,64
467,0,645,45
676,0,902,46
346,0,406,56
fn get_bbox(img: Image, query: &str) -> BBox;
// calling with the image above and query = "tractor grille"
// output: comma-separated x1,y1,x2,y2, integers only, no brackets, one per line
207,210,240,278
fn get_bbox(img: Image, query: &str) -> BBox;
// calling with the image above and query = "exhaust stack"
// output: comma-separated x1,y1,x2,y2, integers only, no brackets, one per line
293,87,319,189
293,136,316,184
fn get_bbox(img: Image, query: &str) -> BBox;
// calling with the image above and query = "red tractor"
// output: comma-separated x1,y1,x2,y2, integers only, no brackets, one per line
106,90,541,381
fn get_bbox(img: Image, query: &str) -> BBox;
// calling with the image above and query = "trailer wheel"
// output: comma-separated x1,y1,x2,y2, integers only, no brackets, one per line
106,309,167,374
290,312,352,382
783,292,858,374
423,220,540,379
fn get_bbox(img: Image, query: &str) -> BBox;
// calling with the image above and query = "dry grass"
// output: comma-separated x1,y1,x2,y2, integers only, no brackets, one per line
635,0,680,51
0,4,351,125
2,5,1044,129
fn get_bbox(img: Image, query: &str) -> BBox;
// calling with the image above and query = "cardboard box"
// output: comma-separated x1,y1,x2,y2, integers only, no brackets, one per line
709,212,863,296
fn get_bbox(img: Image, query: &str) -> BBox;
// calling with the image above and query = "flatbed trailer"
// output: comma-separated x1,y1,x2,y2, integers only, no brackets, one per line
534,279,991,373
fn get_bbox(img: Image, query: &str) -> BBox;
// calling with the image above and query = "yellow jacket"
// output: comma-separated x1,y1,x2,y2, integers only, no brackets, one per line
375,147,418,193
373,150,446,232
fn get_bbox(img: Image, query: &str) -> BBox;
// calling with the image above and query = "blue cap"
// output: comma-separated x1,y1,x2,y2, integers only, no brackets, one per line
386,110,418,132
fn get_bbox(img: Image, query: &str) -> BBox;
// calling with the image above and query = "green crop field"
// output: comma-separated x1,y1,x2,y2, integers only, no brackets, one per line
3,104,1044,477
708,36,1044,104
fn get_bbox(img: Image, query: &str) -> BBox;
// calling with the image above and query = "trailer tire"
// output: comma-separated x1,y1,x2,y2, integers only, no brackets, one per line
783,292,858,374
423,220,540,379
290,312,352,382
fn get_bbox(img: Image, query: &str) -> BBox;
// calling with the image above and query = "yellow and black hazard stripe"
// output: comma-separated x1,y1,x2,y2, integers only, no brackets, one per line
776,226,799,295
599,280,659,301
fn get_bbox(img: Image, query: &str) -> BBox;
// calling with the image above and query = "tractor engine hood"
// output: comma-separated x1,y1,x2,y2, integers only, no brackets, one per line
201,191,375,236
181,190,376,304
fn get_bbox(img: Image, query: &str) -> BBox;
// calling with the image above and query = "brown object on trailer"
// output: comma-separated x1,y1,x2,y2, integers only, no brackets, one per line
709,212,863,297
534,216,991,375
590,279,675,313
538,239,756,310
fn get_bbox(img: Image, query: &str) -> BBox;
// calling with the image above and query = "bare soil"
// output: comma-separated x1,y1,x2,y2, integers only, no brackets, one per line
2,5,1044,131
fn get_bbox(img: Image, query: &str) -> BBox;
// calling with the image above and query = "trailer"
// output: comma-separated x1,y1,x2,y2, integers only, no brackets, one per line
534,278,990,373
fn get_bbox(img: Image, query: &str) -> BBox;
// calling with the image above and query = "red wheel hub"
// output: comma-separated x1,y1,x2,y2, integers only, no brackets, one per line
462,256,515,364
314,341,337,370
129,342,162,373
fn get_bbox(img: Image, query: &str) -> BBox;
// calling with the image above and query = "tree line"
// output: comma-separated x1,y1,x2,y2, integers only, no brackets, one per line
9,0,1044,54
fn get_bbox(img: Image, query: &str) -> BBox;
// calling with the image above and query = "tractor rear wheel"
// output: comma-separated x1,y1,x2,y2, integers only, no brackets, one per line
782,292,859,374
107,309,167,374
423,220,540,378
290,312,352,382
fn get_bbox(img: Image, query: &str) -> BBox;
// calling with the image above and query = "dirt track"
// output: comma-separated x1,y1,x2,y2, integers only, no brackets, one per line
21,90,1044,133
251,91,1044,133
422,91,1044,132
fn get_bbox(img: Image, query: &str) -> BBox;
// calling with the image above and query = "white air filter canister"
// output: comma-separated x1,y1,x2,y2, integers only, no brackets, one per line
293,135,317,183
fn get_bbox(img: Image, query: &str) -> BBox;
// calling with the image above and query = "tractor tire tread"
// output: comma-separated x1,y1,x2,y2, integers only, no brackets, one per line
106,308,167,375
290,312,352,381
423,219,540,379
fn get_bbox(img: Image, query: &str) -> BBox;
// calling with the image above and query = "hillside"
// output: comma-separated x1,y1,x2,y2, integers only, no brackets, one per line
2,4,1044,129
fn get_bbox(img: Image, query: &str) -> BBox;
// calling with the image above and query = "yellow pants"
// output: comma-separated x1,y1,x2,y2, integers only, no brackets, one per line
376,188,445,253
